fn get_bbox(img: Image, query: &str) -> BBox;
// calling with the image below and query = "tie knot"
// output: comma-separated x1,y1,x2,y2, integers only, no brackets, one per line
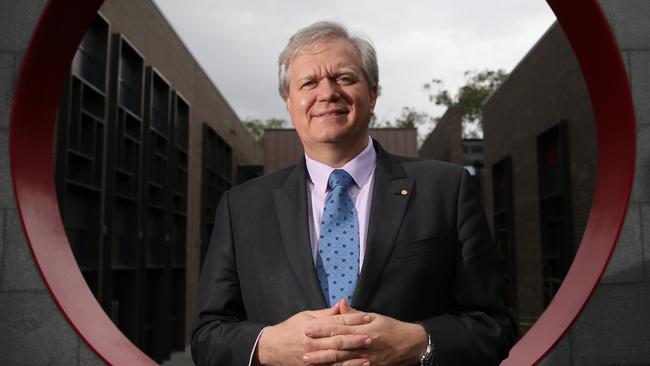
328,169,354,190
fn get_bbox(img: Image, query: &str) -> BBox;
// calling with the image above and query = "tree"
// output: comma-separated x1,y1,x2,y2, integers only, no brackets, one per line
370,107,433,129
243,117,289,142
392,106,434,129
424,69,508,137
368,114,380,128
368,107,434,146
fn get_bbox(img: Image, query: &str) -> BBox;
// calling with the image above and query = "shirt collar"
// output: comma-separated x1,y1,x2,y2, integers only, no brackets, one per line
305,136,376,194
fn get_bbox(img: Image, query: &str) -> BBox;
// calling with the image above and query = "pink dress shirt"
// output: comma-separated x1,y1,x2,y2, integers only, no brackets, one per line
304,137,377,272
248,137,376,365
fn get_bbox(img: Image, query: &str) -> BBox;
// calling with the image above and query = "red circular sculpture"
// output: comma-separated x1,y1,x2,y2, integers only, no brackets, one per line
9,0,635,365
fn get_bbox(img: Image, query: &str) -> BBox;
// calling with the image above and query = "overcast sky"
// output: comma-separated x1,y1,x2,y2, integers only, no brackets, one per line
152,0,556,136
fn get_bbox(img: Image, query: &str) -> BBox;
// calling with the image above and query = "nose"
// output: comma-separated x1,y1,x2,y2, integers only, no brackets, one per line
316,78,341,102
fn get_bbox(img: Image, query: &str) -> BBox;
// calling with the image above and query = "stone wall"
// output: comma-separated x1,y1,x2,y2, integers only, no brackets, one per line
0,1,104,364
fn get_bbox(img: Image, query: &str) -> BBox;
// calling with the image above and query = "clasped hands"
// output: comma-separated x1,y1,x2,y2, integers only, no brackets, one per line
256,299,428,366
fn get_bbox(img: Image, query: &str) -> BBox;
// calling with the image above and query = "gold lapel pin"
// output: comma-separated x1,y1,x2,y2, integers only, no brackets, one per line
400,189,408,196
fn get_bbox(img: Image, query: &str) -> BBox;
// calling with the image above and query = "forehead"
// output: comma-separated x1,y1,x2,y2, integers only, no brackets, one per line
289,38,363,75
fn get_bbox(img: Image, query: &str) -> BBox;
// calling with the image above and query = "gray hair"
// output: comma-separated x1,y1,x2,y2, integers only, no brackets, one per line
278,21,379,99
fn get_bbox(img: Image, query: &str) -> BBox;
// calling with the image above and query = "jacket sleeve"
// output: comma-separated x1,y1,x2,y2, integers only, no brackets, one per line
191,191,266,366
419,169,517,366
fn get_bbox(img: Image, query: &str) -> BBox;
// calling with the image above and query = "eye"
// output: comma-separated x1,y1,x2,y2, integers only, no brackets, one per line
301,80,316,89
336,75,356,85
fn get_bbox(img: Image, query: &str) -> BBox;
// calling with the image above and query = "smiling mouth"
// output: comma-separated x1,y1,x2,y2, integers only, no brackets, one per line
313,109,348,118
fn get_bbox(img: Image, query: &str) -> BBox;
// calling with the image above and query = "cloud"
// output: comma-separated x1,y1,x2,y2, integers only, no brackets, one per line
153,0,556,124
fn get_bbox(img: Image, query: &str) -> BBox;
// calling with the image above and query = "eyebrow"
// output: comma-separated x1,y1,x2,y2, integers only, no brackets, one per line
295,67,360,84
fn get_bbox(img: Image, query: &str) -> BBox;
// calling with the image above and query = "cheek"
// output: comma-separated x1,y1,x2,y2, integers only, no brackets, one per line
297,94,315,112
288,96,311,117
351,96,369,114
297,99,309,111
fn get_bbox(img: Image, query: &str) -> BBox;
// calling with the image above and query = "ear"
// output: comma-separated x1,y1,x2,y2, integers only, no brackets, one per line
284,95,297,127
369,85,378,112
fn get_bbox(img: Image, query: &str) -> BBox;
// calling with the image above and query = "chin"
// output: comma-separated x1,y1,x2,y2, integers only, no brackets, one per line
312,135,346,145
303,122,367,147
309,127,349,142
314,131,367,147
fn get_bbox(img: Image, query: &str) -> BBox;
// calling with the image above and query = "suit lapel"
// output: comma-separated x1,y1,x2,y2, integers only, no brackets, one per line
273,159,327,308
353,142,413,308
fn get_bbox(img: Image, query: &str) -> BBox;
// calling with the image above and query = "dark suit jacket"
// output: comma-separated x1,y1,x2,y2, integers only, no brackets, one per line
192,141,516,366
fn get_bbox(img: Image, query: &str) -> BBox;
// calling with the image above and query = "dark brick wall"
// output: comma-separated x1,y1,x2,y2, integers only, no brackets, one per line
97,0,263,344
482,22,597,330
418,106,463,164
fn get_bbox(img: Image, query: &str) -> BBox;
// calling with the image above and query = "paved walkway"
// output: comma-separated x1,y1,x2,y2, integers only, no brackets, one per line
160,347,194,366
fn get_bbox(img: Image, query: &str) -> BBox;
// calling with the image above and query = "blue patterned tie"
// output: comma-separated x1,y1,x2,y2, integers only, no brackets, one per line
316,169,360,306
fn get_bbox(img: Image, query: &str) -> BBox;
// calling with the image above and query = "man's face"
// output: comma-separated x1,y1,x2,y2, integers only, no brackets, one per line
284,38,378,155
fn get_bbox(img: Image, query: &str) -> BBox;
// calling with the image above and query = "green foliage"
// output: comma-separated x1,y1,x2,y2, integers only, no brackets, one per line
243,117,289,142
424,69,508,126
368,114,380,128
370,107,433,130
392,106,433,129
369,107,434,146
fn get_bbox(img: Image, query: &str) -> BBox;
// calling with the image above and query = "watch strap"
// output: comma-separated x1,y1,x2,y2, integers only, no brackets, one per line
420,333,438,366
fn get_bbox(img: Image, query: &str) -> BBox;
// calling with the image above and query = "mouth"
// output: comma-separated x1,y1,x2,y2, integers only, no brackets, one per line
312,108,349,118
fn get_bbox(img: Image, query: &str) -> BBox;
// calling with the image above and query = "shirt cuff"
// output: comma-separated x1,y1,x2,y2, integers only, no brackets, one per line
248,326,269,366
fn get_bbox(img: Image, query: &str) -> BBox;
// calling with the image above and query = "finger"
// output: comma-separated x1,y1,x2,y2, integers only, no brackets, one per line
334,359,370,366
325,312,371,326
302,350,368,365
338,299,357,314
304,314,370,341
303,334,372,352
334,360,370,366
304,323,359,338
309,305,341,318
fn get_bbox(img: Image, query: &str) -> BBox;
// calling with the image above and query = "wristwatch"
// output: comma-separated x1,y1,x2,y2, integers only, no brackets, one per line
420,333,437,366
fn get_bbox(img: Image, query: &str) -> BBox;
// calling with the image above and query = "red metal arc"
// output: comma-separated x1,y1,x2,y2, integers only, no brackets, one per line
9,0,156,364
503,0,636,364
9,0,635,365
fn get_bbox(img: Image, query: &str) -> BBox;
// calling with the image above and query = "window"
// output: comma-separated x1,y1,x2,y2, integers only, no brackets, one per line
201,124,233,267
55,14,110,302
56,25,189,362
71,15,109,90
492,156,517,319
170,92,189,350
537,121,574,307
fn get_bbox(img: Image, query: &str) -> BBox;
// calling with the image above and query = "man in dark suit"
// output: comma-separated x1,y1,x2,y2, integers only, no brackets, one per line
192,21,515,366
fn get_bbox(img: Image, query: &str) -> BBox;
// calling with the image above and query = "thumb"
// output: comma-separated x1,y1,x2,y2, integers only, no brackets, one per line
338,299,357,314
